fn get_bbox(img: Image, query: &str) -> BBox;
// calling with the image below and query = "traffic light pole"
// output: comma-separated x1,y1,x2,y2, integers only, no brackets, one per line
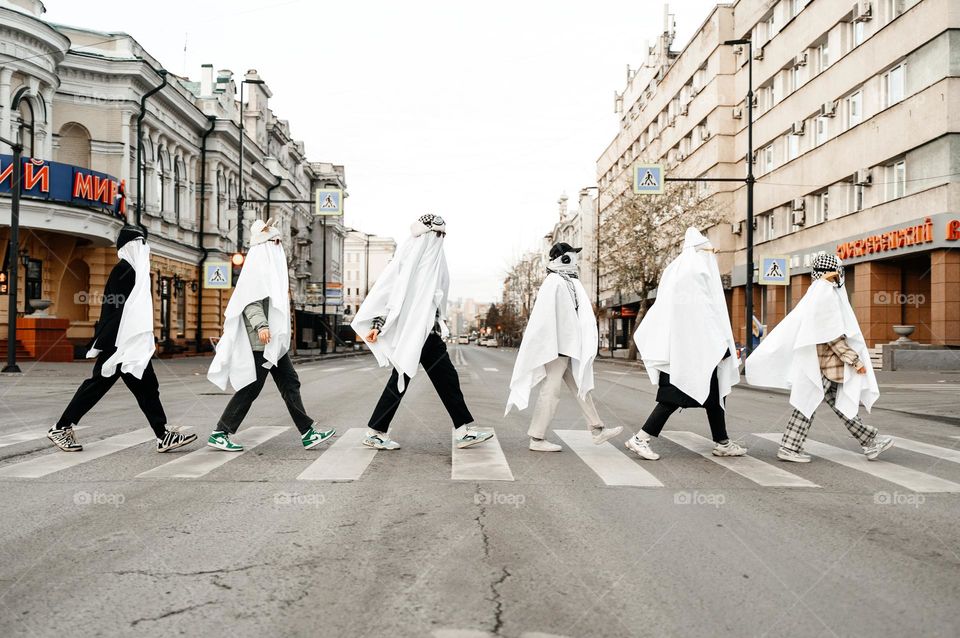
1,136,23,373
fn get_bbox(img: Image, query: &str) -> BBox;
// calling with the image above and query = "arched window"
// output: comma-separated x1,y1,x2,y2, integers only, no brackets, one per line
57,122,92,168
16,98,35,158
155,147,166,210
216,170,225,228
173,159,182,221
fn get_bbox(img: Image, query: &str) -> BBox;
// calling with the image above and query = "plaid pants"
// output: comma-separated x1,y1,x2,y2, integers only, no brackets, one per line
780,377,878,453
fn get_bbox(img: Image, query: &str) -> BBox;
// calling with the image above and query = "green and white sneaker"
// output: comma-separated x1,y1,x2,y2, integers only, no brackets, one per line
302,425,336,450
207,431,243,452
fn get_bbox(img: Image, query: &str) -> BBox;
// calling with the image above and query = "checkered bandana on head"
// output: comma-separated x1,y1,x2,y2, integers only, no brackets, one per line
412,214,447,237
811,253,845,288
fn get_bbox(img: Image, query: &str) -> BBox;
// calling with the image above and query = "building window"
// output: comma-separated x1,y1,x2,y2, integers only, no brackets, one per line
815,116,829,146
784,134,800,162
886,160,906,200
887,0,905,20
790,66,801,93
846,91,863,128
791,0,806,17
763,145,774,173
16,99,35,158
883,64,905,107
758,212,776,241
853,20,866,47
813,191,829,224
817,42,830,72
173,161,182,221
851,181,865,212
155,150,165,211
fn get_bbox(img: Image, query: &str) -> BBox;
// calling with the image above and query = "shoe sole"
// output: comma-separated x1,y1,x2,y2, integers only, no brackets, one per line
362,440,400,450
592,426,624,445
713,450,748,457
624,440,659,460
457,434,494,449
47,433,82,452
207,441,243,452
159,434,198,453
529,446,562,452
777,454,811,463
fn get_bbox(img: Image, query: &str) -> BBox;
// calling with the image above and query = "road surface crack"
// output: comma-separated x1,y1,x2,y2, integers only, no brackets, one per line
130,601,219,626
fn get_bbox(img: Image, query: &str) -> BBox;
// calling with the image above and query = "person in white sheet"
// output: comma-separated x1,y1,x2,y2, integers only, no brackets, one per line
625,227,747,460
746,253,893,463
206,219,336,451
352,214,493,451
48,225,196,453
505,242,622,451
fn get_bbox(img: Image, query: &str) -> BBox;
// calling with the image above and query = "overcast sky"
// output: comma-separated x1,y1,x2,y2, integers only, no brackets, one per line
46,0,720,302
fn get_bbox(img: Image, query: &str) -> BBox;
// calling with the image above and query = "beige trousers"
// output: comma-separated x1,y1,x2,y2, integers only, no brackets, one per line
527,356,602,439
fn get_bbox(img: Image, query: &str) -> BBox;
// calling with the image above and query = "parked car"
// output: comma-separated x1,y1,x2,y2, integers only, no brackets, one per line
457,335,470,345
481,337,498,347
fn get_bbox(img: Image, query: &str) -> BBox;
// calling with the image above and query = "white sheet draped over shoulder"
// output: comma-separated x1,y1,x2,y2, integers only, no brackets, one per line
505,274,597,414
207,242,291,391
99,240,156,379
746,279,878,419
633,228,739,407
351,232,449,392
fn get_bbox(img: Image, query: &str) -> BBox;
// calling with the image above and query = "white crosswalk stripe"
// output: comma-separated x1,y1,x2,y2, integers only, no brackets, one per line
298,428,378,481
0,429,157,479
451,428,513,481
662,431,819,488
483,368,499,372
0,426,89,449
755,434,960,493
137,426,288,479
555,430,662,487
888,436,960,465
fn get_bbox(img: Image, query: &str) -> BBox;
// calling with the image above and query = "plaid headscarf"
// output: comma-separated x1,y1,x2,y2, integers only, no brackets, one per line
811,253,844,288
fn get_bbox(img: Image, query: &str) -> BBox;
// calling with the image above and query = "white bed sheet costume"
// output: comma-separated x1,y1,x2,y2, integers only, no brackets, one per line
505,242,621,451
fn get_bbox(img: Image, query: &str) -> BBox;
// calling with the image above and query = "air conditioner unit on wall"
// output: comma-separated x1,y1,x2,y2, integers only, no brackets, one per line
680,103,689,116
794,52,808,67
792,120,806,135
792,210,806,226
754,46,765,60
820,100,837,117
731,221,743,235
856,168,873,185
854,1,873,22
792,197,806,211
733,107,743,119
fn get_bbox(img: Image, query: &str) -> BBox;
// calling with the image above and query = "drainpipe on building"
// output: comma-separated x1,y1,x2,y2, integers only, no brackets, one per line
195,115,216,353
265,175,282,219
135,68,168,228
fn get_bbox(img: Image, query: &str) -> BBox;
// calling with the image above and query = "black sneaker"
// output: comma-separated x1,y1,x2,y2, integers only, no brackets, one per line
157,428,197,453
47,426,83,452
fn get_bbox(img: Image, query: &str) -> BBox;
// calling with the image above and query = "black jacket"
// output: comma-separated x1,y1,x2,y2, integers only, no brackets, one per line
88,260,136,351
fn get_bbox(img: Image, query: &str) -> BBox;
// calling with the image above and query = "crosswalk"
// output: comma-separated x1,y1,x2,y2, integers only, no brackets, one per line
0,428,958,493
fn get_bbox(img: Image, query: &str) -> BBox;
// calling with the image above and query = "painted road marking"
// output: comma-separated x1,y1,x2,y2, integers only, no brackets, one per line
483,368,499,372
888,436,960,466
298,428,378,481
663,431,818,488
555,430,663,487
452,428,513,481
138,426,287,479
0,429,157,479
756,434,960,493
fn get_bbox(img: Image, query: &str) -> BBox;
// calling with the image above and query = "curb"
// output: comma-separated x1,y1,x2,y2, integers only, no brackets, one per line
291,350,373,364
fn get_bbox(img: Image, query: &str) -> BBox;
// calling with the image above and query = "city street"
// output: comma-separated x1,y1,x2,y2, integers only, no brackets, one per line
0,346,958,638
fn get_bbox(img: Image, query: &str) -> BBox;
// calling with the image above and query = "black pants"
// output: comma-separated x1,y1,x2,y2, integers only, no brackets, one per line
57,349,167,438
368,333,473,432
641,402,728,443
216,352,313,435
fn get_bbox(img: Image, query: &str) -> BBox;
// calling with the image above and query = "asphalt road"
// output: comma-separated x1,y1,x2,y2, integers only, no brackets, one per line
0,345,958,638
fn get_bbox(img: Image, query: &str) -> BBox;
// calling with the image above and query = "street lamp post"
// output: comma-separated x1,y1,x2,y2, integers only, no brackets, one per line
236,77,266,250
723,38,756,357
1,135,23,373
582,185,602,356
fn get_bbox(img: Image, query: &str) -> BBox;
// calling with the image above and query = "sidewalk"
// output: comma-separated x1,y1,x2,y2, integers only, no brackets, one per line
595,351,960,425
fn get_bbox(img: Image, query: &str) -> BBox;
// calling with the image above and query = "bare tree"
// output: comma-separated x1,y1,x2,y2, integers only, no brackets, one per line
601,180,726,359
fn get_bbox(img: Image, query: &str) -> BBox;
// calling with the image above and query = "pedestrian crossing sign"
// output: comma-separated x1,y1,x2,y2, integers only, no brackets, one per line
203,261,231,289
314,188,343,216
633,163,665,195
760,256,789,285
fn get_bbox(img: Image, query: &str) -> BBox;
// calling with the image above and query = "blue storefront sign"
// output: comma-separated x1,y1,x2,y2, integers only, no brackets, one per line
0,154,125,218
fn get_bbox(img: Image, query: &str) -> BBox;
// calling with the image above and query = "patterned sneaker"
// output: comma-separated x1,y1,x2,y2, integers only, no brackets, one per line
302,425,336,450
625,435,659,460
456,428,494,449
363,433,400,450
777,447,811,463
591,425,623,445
863,436,894,460
157,428,198,453
207,431,243,452
712,440,748,457
47,426,82,452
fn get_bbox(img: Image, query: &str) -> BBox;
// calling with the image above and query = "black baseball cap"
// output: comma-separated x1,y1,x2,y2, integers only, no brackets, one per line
549,242,582,261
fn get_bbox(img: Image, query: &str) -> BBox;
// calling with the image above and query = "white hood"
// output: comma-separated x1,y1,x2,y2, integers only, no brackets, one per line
505,273,597,414
633,227,739,406
95,240,156,379
746,279,879,419
351,229,449,392
207,239,291,391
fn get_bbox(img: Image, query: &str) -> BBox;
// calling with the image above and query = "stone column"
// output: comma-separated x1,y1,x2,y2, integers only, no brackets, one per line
0,68,13,152
851,260,901,347
929,249,960,346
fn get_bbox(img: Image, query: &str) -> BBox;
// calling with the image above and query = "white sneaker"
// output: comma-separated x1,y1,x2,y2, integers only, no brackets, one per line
625,435,659,460
529,438,562,452
456,428,494,449
712,440,748,457
591,425,623,445
863,436,893,460
777,447,811,463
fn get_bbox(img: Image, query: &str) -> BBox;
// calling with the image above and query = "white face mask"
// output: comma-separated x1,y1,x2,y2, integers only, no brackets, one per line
548,251,579,274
